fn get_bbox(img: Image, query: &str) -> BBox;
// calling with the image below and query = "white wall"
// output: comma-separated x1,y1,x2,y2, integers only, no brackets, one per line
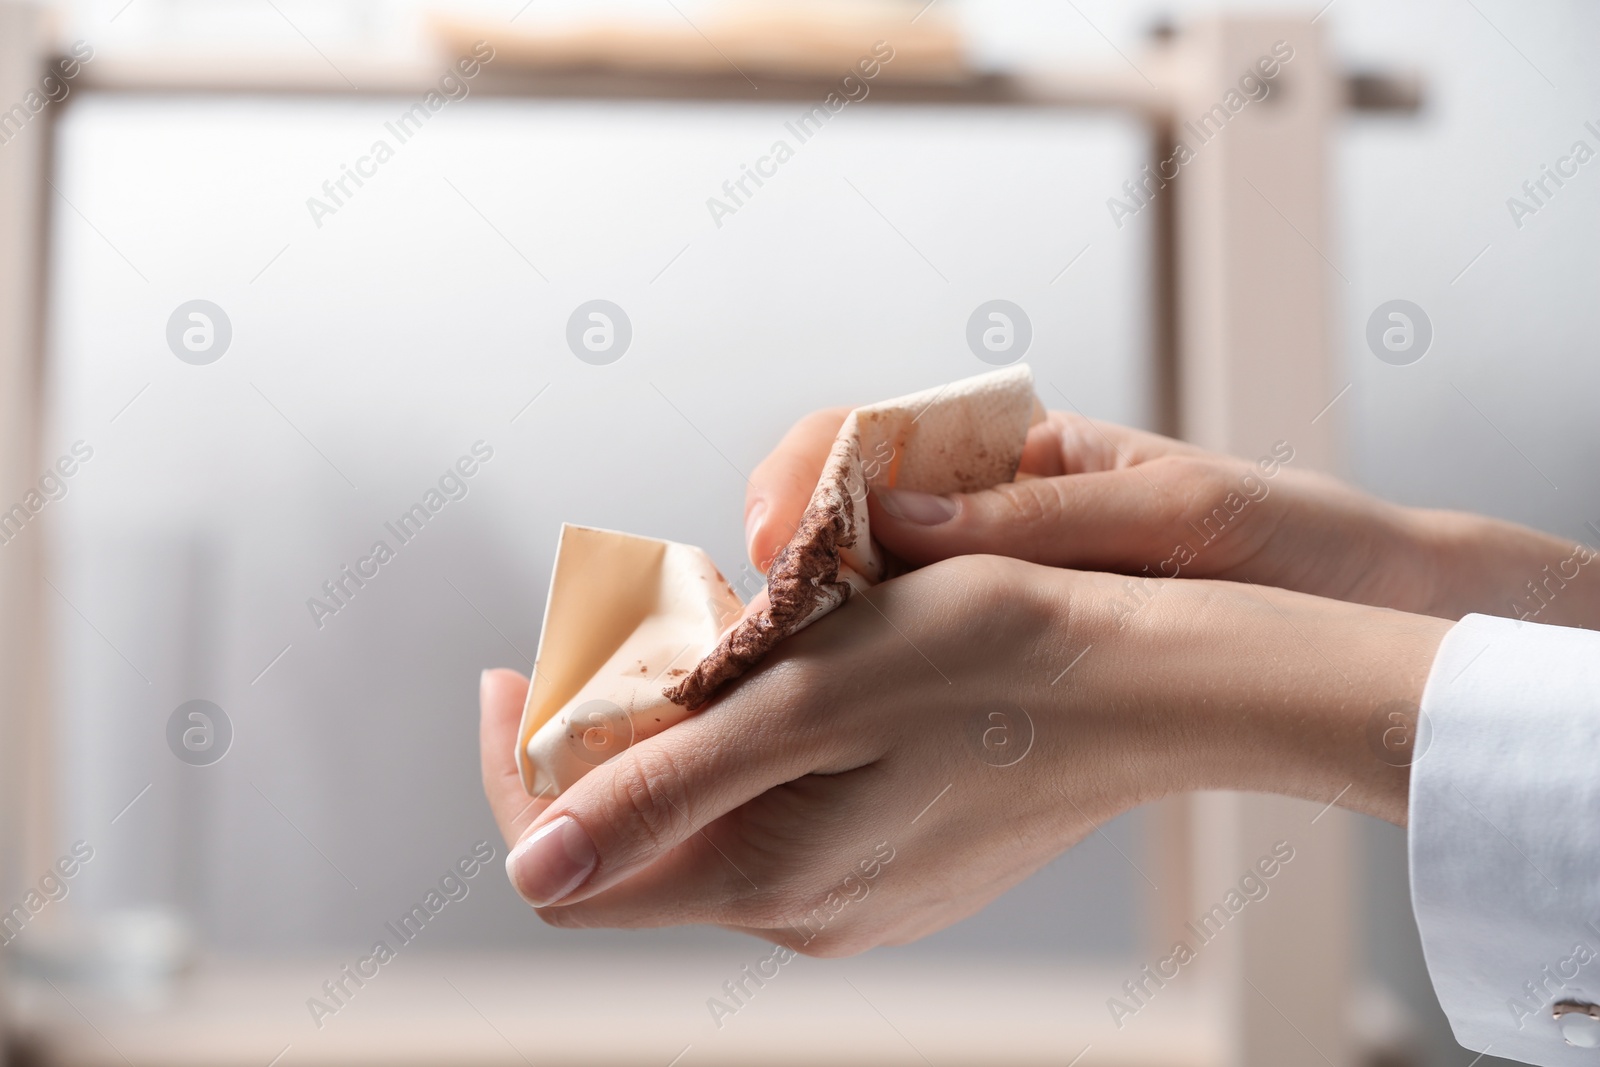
42,94,1151,961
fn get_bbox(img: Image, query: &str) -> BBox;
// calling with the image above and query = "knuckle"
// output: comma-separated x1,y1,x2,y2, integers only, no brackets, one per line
1152,454,1223,494
1054,408,1094,436
729,883,804,929
741,652,821,709
1148,454,1230,516
993,478,1065,532
601,746,690,853
925,552,1034,602
739,648,844,747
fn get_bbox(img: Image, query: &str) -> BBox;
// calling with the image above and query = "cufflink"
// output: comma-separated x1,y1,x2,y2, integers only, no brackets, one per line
1553,1001,1600,1047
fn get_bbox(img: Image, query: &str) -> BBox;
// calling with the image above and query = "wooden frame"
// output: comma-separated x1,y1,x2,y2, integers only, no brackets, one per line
0,1,51,1041
0,9,1416,1065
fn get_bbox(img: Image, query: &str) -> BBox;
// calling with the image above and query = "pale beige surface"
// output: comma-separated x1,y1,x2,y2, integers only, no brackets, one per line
13,951,1227,1067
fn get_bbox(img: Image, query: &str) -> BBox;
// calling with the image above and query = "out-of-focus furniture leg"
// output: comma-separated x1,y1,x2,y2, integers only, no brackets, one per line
0,4,52,1050
1154,14,1356,1067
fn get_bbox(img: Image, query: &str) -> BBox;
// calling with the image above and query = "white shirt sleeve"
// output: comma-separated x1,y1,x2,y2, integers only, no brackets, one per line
1412,613,1600,1065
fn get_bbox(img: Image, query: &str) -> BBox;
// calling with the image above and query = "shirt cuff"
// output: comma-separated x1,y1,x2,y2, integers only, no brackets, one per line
1411,613,1600,1065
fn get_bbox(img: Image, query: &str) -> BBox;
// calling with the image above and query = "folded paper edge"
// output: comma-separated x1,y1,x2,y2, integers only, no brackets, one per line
664,363,1038,711
518,524,744,797
518,524,684,796
517,522,581,796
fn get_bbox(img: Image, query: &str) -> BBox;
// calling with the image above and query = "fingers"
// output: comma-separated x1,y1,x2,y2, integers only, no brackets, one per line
531,764,891,946
746,409,1189,571
744,408,1186,572
529,785,820,934
868,410,1209,571
479,668,546,848
1019,410,1203,477
746,406,850,569
1016,416,1071,477
532,831,756,930
870,467,1184,571
505,678,848,909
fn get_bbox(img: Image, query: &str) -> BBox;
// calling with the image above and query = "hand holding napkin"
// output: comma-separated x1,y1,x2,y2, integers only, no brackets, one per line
517,365,1042,797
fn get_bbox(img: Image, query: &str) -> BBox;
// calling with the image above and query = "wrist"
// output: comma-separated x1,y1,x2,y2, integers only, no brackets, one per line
1111,580,1451,825
1412,509,1600,626
1257,471,1439,616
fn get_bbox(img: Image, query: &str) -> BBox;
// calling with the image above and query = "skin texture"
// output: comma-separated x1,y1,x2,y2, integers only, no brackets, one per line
484,560,1447,954
747,410,1600,628
481,408,1599,954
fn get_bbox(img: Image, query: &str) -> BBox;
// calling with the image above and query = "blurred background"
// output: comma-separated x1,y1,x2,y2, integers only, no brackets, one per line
0,0,1594,1065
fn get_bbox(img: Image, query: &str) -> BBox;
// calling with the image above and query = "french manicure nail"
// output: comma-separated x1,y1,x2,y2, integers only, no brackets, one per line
877,488,958,525
506,815,597,907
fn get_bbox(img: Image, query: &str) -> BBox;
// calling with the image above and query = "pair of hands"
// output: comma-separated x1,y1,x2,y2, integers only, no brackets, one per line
481,409,1588,954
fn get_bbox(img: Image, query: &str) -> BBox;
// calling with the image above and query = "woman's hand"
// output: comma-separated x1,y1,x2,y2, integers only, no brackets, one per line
483,556,1448,954
746,409,1600,627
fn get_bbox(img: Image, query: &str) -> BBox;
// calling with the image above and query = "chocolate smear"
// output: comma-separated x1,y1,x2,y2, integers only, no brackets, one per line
665,426,861,710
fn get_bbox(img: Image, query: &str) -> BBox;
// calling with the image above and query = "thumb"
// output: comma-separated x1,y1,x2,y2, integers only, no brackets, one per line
504,689,826,909
870,471,1173,571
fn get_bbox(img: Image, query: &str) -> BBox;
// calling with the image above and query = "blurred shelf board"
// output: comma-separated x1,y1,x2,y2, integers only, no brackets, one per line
66,53,1415,115
55,6,1418,115
69,53,1164,110
426,7,972,84
11,951,1227,1067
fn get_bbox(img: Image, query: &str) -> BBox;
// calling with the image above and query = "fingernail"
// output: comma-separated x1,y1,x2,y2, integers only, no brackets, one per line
744,500,767,555
876,488,958,525
506,815,597,907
